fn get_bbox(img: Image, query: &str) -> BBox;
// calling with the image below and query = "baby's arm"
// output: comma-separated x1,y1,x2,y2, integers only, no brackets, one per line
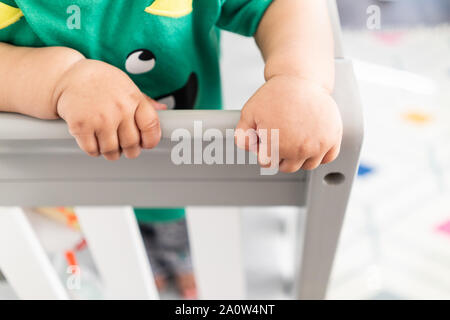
0,44,83,119
0,43,163,160
256,0,335,93
236,0,343,172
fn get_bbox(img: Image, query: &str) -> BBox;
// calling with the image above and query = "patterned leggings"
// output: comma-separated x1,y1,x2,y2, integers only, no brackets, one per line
138,218,193,277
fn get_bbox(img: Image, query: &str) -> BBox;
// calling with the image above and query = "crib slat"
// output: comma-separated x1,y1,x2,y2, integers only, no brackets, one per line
75,207,158,300
295,58,364,300
187,208,246,299
0,207,68,299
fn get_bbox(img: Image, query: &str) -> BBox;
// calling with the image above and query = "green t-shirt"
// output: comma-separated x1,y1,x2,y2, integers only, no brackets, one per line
0,0,272,221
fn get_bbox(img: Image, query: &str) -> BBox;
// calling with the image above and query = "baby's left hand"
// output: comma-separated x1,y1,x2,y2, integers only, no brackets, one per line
235,75,343,173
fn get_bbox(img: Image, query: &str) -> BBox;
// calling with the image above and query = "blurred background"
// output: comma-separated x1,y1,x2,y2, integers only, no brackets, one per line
1,0,449,300
330,0,450,300
222,0,450,300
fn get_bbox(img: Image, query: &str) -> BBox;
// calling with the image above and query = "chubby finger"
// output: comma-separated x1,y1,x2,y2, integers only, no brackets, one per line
97,130,121,161
257,126,282,170
235,114,257,153
302,155,325,171
257,127,276,167
118,119,141,159
322,144,341,164
279,159,305,173
74,134,99,157
258,157,272,168
135,100,161,149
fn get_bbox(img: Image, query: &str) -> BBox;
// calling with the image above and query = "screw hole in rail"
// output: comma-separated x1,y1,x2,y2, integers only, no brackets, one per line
323,172,345,185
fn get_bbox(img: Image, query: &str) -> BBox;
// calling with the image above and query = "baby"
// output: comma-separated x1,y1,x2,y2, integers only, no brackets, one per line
0,0,342,296
0,0,342,170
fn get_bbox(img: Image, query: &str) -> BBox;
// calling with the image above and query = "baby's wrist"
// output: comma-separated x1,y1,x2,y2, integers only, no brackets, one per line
265,72,333,97
263,53,334,95
50,48,86,117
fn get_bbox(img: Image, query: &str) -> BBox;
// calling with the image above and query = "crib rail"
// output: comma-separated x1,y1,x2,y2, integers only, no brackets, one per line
0,110,308,207
0,110,241,141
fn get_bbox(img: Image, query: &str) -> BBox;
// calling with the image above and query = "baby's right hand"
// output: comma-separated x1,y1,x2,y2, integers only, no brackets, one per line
54,59,164,160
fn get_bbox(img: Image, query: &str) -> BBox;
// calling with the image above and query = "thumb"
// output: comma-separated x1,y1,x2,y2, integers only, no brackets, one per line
235,112,258,153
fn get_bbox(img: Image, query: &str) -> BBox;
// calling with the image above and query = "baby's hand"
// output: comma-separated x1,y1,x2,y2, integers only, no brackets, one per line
235,75,343,172
54,59,165,160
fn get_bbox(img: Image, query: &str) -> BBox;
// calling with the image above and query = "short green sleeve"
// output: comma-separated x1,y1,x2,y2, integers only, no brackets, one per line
1,0,16,6
134,208,186,223
216,0,273,37
0,1,43,46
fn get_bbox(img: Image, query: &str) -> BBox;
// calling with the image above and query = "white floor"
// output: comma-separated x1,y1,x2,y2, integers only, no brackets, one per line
328,25,450,300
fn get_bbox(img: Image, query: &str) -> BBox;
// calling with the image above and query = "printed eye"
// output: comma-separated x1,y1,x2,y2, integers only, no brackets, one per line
125,49,156,74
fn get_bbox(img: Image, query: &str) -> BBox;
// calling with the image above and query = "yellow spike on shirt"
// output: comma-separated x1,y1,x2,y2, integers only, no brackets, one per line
404,111,432,124
145,0,193,18
0,2,23,29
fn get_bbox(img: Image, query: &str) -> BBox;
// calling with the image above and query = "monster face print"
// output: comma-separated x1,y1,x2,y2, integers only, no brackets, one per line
0,0,200,109
125,49,156,75
0,0,273,112
125,48,198,110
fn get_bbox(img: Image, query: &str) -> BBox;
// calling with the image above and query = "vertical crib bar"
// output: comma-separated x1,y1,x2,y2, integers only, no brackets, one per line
295,60,363,299
0,207,68,300
75,206,158,300
186,207,246,299
295,161,358,299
